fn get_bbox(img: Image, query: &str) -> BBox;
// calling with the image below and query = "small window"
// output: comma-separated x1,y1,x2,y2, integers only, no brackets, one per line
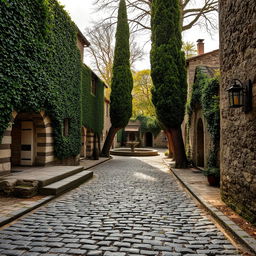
91,76,97,95
63,118,70,137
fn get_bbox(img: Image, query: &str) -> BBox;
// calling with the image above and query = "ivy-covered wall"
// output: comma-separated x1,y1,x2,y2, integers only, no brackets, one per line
0,0,103,160
186,68,220,169
81,65,104,135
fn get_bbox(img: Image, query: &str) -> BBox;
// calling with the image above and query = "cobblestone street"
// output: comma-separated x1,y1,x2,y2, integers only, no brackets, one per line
0,155,241,256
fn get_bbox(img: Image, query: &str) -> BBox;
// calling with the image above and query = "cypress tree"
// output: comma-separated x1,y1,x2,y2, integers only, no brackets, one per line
150,0,188,168
101,0,133,156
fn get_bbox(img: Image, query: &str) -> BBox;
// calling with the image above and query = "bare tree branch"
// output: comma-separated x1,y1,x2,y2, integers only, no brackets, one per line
84,23,144,87
93,0,218,34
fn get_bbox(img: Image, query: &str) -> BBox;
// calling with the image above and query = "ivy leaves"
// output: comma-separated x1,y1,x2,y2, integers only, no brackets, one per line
0,0,83,159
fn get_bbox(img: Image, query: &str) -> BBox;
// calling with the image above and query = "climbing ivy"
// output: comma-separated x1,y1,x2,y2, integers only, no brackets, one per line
0,0,90,159
136,115,161,137
81,65,104,136
186,70,220,168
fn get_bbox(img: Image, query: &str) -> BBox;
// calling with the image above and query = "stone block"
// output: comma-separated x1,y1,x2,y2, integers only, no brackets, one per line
14,180,39,198
0,178,17,195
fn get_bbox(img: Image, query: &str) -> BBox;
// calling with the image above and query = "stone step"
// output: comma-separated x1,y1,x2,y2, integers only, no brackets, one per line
37,166,85,187
39,170,93,195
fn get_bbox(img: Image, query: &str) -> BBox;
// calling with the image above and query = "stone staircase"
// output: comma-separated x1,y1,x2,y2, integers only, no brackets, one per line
40,169,93,195
0,166,93,197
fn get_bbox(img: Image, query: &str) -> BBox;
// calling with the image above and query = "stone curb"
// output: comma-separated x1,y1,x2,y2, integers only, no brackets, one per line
162,159,256,255
0,157,112,228
83,157,112,170
0,195,54,228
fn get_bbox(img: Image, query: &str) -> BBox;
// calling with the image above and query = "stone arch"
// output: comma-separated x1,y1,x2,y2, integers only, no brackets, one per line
0,111,54,175
196,118,204,167
145,132,153,147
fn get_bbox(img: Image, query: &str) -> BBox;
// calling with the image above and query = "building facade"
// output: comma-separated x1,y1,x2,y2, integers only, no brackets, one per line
122,120,167,149
219,0,256,223
0,0,105,176
183,41,220,168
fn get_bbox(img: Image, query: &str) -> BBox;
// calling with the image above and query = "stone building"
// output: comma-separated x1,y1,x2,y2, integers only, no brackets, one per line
219,0,256,222
183,40,220,168
0,1,106,176
186,40,219,90
122,120,167,148
0,32,90,176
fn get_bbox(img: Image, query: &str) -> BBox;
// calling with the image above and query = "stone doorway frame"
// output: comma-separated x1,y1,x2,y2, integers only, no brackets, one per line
0,111,54,176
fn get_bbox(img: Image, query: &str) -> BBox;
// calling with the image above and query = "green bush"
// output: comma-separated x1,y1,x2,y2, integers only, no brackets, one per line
136,115,161,137
203,167,220,178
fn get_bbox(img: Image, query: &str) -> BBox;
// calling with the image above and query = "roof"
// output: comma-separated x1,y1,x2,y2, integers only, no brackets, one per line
186,49,219,64
194,66,219,83
77,27,90,47
125,126,140,132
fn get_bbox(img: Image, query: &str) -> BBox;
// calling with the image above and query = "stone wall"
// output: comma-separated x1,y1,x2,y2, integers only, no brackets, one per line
187,50,220,92
219,0,256,223
188,108,212,168
153,131,168,148
183,51,220,167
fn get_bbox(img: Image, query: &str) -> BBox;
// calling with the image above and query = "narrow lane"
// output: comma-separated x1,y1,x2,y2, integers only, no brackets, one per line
0,155,241,256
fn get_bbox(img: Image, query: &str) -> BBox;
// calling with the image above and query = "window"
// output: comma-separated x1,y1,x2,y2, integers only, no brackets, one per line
91,76,96,95
63,118,70,137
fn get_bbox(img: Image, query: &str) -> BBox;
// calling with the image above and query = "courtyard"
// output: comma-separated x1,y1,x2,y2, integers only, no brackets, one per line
0,154,242,256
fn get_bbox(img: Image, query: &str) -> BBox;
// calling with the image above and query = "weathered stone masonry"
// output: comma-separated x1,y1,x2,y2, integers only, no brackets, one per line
183,48,220,168
219,0,256,222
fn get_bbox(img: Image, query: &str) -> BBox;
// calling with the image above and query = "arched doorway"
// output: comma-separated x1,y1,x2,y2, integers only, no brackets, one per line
145,132,153,147
196,118,204,167
10,112,53,167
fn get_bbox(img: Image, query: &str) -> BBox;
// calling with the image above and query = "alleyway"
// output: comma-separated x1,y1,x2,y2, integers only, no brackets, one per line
0,155,241,256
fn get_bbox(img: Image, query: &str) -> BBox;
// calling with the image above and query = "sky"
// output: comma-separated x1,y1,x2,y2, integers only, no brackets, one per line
58,0,219,70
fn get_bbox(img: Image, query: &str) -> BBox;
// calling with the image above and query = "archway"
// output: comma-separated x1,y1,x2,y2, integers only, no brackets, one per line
196,118,204,167
145,132,153,147
10,112,53,167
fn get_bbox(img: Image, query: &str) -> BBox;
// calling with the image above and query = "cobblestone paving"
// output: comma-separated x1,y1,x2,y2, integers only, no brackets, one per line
0,155,241,256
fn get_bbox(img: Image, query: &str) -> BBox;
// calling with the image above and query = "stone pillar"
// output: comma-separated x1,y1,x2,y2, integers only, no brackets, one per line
86,130,94,158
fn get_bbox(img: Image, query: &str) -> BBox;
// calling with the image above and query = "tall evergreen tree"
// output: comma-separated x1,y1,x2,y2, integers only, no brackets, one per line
101,0,133,156
150,0,187,168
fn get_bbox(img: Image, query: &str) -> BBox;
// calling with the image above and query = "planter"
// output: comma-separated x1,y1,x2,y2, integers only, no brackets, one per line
207,175,220,187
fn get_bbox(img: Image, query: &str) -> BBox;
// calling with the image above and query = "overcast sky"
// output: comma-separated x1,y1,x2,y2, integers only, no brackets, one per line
58,0,219,70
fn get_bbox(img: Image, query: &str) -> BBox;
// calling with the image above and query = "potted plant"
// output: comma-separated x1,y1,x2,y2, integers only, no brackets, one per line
203,168,220,187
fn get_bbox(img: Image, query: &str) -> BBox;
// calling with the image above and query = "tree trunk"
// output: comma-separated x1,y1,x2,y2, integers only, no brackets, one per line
165,130,175,159
169,126,187,168
100,126,119,157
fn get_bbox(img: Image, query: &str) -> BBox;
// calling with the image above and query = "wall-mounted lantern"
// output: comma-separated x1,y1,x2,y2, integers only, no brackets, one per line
227,79,252,113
